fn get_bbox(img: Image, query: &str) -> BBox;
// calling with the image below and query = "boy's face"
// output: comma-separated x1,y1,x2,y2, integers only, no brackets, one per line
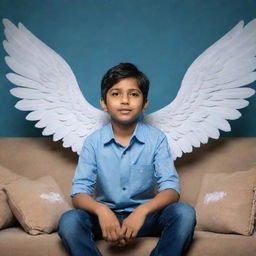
100,77,148,126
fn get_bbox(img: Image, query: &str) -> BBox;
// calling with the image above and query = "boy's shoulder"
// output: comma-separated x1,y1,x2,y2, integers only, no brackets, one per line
141,121,165,134
83,123,110,143
139,121,167,140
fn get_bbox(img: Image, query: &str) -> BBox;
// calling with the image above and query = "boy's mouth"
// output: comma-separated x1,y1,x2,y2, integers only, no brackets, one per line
119,109,132,114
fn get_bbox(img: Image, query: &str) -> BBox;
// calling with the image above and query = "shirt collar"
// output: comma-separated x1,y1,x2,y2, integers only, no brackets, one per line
102,123,115,145
102,121,146,145
132,121,146,144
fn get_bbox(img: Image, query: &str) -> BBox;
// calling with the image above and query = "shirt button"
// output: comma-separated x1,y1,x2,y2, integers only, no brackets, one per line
122,187,126,191
123,151,126,155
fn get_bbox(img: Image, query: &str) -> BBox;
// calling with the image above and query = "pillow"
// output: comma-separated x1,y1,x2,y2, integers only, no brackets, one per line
0,165,21,229
0,190,16,229
4,175,71,235
195,167,256,236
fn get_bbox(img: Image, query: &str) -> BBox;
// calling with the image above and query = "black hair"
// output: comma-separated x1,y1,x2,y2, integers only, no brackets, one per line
101,63,149,104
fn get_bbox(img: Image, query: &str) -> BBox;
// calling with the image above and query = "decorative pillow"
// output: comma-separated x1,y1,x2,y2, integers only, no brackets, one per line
0,190,16,229
0,165,21,229
4,175,71,235
195,167,256,236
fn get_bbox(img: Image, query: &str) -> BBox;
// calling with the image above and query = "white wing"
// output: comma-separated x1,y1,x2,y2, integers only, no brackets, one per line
3,18,109,154
144,19,256,160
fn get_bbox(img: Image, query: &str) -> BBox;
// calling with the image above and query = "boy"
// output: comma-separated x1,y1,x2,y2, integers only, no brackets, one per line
58,63,196,256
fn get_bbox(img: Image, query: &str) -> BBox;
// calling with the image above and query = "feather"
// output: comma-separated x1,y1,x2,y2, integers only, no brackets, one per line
145,19,256,159
6,73,42,89
3,18,109,154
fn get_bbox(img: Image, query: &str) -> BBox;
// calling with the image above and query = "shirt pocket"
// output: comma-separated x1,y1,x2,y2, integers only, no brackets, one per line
130,164,155,195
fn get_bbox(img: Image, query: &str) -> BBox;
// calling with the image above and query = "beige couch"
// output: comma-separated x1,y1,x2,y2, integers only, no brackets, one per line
0,137,255,256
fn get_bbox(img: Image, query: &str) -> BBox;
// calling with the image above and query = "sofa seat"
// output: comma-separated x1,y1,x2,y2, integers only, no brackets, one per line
0,227,68,256
1,226,256,256
187,231,256,256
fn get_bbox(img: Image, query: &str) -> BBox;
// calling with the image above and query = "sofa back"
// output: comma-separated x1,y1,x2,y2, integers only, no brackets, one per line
0,137,255,207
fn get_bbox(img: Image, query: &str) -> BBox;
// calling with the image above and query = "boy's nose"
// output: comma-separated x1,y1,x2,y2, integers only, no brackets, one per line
121,94,129,104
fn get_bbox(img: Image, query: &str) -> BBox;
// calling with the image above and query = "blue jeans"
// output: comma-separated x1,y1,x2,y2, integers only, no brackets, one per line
58,202,196,256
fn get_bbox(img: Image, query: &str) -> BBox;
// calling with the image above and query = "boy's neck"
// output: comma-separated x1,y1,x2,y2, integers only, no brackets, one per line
111,120,138,146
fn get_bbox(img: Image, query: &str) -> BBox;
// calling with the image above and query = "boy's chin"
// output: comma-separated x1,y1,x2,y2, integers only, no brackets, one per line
111,117,139,127
111,113,145,126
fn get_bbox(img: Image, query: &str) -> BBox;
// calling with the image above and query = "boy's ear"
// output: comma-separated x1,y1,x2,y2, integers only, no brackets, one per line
100,98,108,112
142,99,148,112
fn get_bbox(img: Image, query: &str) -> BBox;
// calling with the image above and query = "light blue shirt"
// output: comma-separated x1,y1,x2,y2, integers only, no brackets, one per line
71,121,180,212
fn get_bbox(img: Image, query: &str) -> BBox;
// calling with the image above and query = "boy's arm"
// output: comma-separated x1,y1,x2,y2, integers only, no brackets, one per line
120,189,179,240
72,139,125,245
136,188,179,215
121,134,180,240
73,188,178,216
72,193,125,245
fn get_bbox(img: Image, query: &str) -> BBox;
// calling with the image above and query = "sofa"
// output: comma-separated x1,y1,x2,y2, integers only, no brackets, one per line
0,137,255,256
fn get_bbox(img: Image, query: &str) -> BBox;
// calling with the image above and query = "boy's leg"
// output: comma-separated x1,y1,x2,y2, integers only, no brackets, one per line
137,202,196,256
58,209,103,256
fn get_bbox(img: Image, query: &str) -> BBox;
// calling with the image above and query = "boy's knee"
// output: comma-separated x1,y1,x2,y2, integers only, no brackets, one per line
165,202,196,227
58,210,77,237
178,203,196,222
174,203,196,233
58,209,91,238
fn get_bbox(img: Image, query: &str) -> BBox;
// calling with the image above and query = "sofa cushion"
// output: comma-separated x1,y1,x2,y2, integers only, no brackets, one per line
4,176,71,235
1,228,256,256
186,231,256,256
0,227,69,256
195,166,256,235
0,165,21,229
0,227,158,256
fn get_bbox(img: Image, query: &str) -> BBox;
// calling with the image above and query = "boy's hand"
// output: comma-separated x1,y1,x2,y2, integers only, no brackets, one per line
96,204,124,245
120,206,147,241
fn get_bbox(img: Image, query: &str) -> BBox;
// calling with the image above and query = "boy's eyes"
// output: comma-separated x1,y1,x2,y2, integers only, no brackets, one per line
111,92,120,96
110,92,140,97
130,92,140,97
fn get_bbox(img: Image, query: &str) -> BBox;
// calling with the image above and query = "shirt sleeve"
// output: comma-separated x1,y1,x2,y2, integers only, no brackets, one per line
71,138,97,197
153,134,180,195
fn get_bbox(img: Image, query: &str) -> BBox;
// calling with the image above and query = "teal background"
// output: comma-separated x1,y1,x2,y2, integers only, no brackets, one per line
0,0,255,137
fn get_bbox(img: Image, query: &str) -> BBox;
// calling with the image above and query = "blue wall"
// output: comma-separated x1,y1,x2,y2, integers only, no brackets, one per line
0,0,255,136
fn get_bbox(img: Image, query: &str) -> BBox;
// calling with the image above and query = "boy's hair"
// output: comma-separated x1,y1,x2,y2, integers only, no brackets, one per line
101,63,149,104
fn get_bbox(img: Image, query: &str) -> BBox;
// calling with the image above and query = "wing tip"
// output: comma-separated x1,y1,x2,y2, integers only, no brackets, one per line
18,22,24,29
14,101,22,111
2,18,10,27
4,56,11,64
246,88,256,98
238,20,245,27
25,112,38,121
5,73,12,81
9,88,17,97
2,39,8,48
250,88,256,96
